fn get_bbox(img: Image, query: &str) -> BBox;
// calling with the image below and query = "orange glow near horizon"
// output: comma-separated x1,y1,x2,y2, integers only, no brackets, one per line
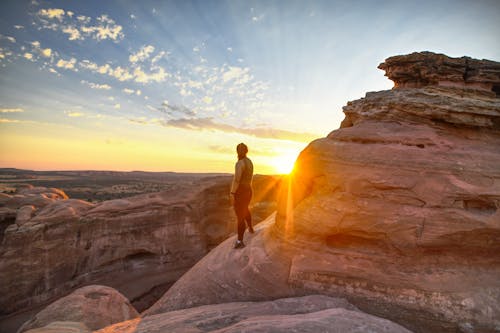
0,120,307,174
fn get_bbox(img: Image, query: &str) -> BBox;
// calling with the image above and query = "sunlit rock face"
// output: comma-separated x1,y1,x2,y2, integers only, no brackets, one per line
0,176,280,322
149,52,500,333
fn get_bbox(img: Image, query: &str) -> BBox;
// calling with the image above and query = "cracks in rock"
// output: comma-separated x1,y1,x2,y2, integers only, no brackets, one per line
463,57,471,83
416,218,425,240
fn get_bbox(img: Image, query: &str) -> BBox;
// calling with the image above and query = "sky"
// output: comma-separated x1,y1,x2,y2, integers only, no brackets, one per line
0,0,499,174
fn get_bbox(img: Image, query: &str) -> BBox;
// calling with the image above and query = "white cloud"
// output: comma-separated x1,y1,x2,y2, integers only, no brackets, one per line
222,66,251,83
98,63,111,74
14,25,24,29
81,80,111,90
41,48,52,57
76,15,90,23
23,53,33,60
123,88,134,94
227,47,233,52
5,36,16,43
112,66,133,81
151,51,166,64
79,60,97,70
37,10,124,42
136,89,141,96
202,96,213,104
0,108,24,113
62,26,81,40
114,103,121,109
78,58,169,84
94,15,124,41
187,80,203,89
252,14,264,22
38,8,65,21
56,58,77,69
180,88,192,96
129,45,155,63
133,66,168,83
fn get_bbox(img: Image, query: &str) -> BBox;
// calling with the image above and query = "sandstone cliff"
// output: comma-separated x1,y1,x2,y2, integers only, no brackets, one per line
145,52,500,333
0,175,280,331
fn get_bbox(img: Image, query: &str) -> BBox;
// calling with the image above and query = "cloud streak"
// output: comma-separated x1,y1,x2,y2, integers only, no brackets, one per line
160,117,319,142
81,80,111,90
0,108,24,113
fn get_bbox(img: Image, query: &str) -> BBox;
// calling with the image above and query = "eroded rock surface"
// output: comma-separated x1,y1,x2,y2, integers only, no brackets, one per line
147,52,500,333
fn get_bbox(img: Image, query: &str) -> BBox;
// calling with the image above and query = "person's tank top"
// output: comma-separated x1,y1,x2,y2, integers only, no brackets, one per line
240,157,253,186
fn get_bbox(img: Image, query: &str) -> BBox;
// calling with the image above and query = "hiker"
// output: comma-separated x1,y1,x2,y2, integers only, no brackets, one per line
230,143,254,249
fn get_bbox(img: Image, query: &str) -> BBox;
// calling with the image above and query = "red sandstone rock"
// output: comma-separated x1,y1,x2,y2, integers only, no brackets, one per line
378,51,500,94
147,52,500,333
18,285,138,332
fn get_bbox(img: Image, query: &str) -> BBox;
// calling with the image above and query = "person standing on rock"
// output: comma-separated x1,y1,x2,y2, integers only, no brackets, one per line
230,143,254,249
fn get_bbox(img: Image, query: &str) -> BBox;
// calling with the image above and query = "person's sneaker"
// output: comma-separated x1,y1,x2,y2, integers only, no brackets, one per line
234,240,245,249
248,227,255,234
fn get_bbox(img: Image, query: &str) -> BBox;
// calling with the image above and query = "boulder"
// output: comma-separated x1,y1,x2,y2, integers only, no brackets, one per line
18,285,138,332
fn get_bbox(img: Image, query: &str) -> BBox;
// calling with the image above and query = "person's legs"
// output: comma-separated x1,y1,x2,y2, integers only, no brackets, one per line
245,208,253,232
234,192,247,242
244,189,253,232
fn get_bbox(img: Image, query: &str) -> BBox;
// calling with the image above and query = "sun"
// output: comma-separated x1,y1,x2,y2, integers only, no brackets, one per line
271,152,298,174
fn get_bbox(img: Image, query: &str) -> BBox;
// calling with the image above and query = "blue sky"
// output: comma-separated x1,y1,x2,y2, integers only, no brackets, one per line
0,0,499,172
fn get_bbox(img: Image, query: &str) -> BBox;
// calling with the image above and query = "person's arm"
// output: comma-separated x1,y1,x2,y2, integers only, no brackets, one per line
230,160,244,195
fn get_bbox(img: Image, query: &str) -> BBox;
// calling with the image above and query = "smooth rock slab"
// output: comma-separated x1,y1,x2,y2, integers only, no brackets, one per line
98,295,411,333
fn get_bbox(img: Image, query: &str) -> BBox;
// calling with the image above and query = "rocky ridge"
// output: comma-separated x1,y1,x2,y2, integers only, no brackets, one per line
145,52,500,333
0,176,280,331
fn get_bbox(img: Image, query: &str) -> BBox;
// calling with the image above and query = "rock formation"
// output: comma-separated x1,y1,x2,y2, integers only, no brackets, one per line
96,295,410,333
18,285,138,333
0,175,280,331
146,52,500,333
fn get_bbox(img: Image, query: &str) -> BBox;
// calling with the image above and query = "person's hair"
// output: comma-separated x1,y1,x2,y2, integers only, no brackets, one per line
236,143,248,159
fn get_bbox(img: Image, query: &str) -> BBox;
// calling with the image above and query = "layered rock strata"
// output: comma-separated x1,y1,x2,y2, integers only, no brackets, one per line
146,52,500,333
0,175,280,327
